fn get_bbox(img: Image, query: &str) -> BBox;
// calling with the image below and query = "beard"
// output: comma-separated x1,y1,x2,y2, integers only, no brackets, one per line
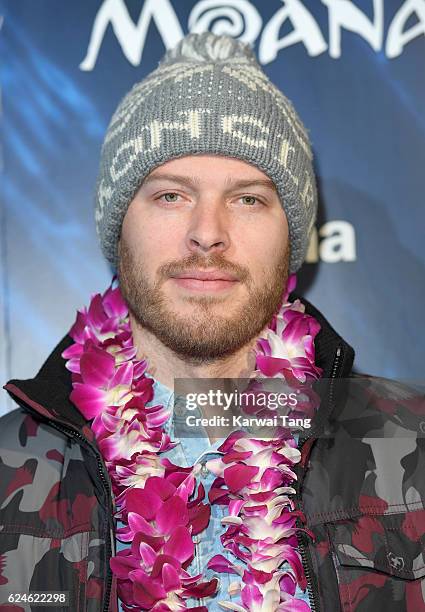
118,240,290,365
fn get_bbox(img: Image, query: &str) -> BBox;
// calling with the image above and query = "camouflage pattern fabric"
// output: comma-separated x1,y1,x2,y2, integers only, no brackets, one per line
299,374,425,611
0,407,117,612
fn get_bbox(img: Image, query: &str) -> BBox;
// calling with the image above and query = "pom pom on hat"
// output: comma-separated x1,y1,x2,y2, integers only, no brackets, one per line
159,31,260,67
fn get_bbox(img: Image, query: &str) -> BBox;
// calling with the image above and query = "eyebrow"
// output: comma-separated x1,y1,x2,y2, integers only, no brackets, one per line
142,173,277,194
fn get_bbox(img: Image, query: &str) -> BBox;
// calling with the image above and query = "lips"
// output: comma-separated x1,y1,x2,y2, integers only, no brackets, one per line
171,269,239,282
169,269,240,293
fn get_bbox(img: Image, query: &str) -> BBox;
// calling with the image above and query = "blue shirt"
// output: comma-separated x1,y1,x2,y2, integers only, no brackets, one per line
117,378,311,610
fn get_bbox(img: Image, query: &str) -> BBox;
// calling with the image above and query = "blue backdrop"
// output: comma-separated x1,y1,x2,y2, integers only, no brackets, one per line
1,0,424,414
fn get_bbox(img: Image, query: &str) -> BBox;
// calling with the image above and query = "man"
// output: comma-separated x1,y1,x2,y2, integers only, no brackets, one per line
1,32,424,612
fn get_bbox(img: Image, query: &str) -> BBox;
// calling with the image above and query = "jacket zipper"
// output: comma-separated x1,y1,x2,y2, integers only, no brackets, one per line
295,345,344,612
43,419,114,612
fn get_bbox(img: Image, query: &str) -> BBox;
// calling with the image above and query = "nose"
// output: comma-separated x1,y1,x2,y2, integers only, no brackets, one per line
185,197,230,255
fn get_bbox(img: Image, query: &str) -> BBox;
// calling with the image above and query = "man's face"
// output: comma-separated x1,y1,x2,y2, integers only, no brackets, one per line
118,155,290,363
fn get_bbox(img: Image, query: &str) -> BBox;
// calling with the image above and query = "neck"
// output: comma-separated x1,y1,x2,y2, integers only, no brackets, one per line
129,313,260,390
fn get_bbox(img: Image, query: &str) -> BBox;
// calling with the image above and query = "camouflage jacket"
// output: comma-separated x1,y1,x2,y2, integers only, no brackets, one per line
1,296,424,612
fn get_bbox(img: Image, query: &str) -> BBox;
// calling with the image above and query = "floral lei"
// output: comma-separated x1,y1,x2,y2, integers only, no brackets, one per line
62,274,322,611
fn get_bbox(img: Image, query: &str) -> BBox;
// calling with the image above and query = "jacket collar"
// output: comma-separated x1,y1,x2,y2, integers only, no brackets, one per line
3,293,355,436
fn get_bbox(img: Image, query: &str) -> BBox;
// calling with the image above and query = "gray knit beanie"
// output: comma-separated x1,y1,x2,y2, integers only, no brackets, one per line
95,32,317,273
